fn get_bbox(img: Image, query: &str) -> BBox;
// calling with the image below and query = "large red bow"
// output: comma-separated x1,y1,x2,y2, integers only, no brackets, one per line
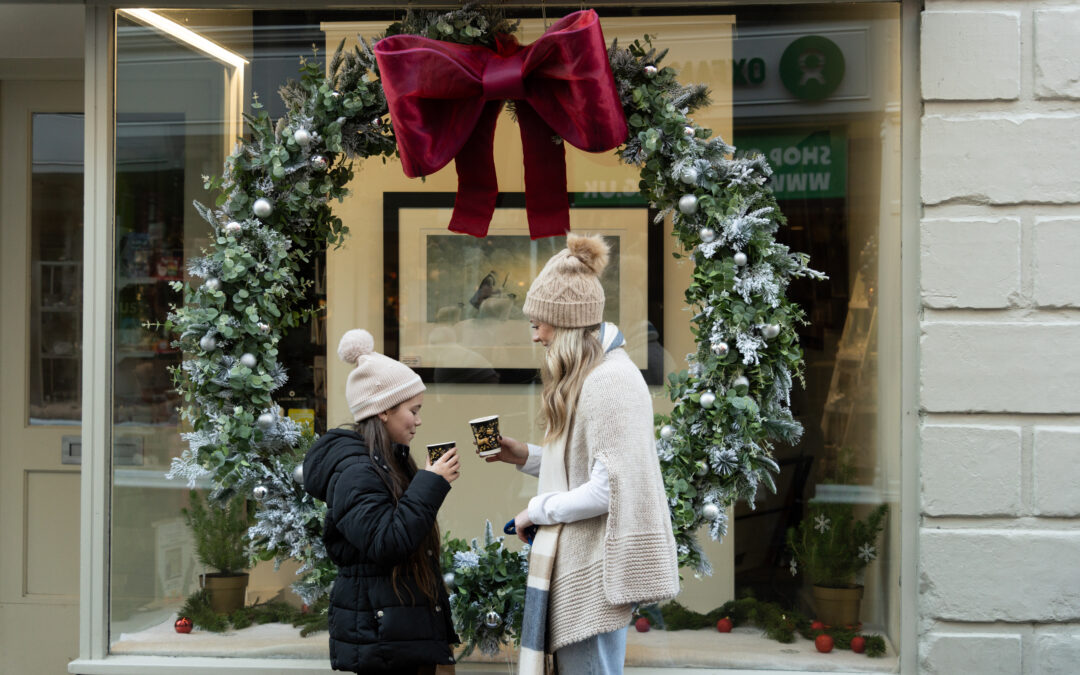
374,10,628,239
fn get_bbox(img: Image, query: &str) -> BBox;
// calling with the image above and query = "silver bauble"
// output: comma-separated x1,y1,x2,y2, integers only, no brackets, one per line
734,375,750,392
258,322,271,333
225,221,243,235
660,424,675,440
644,65,658,77
311,155,328,171
484,610,501,628
700,391,716,409
734,251,748,266
696,461,709,477
684,126,696,137
763,324,781,339
680,166,699,185
292,464,304,485
199,334,217,351
330,90,341,99
253,198,273,219
253,485,269,501
204,277,221,292
257,412,275,429
702,503,721,521
443,572,455,586
293,128,312,146
678,194,698,215
240,353,257,369
711,341,729,357
373,116,383,127
699,227,716,243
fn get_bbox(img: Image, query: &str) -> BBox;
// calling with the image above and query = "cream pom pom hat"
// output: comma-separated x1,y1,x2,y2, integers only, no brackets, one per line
523,233,610,328
338,329,425,422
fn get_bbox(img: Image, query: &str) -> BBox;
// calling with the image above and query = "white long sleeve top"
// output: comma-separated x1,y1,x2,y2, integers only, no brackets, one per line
518,443,610,525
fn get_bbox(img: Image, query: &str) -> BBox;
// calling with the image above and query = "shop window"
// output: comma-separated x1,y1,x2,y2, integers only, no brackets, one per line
108,5,900,671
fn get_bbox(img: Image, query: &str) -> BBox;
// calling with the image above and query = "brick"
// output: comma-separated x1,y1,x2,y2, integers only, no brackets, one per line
1034,630,1080,675
921,323,1080,413
922,116,1080,205
921,633,1022,675
1033,428,1080,516
1035,8,1080,99
921,218,1020,308
921,425,1021,516
921,530,1080,621
1033,218,1080,308
922,11,1020,100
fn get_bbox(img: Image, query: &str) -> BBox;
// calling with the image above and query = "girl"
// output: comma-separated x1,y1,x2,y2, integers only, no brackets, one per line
304,329,460,674
487,234,679,674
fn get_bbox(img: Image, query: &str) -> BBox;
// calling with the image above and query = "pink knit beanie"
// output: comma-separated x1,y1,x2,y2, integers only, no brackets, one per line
338,329,425,421
523,233,610,328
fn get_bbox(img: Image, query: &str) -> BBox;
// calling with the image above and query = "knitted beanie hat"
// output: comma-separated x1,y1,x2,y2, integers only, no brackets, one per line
523,233,609,328
338,329,425,422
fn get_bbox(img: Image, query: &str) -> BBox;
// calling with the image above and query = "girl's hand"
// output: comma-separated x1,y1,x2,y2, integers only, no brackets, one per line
484,434,529,466
425,447,461,484
513,508,534,544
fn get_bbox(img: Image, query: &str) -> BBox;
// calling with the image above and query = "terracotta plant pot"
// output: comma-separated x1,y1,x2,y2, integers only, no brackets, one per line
811,584,863,627
201,572,249,614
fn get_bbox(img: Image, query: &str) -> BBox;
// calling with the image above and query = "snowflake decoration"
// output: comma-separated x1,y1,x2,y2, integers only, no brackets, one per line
814,514,831,533
858,543,877,562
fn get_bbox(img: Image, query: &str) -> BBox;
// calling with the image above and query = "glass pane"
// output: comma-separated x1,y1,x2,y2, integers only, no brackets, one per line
29,113,84,424
108,6,900,671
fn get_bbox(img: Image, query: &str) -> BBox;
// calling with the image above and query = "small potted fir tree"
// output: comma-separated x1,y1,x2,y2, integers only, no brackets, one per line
182,490,251,614
787,500,888,627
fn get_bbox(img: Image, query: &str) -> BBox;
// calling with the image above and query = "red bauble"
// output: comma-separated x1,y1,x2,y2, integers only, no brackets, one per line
851,636,866,654
810,620,825,631
815,634,834,653
174,616,193,634
716,617,733,633
634,617,651,633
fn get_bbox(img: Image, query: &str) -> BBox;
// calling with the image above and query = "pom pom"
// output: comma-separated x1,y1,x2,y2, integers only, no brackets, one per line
337,329,375,364
565,233,609,276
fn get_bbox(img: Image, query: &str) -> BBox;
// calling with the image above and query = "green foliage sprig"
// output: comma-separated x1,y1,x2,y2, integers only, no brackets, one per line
179,588,328,635
787,502,889,588
182,491,250,575
441,522,529,658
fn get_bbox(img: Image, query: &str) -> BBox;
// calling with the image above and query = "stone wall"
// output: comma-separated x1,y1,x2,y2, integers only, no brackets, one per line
919,3,1080,673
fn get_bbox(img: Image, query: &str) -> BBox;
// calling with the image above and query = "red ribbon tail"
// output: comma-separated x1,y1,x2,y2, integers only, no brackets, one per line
517,103,570,240
449,101,503,238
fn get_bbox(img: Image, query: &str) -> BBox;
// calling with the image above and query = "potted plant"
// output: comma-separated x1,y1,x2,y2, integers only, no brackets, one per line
182,490,251,614
787,500,888,627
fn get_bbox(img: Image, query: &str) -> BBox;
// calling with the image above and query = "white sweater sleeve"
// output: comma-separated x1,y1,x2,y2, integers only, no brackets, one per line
527,459,610,525
517,443,543,478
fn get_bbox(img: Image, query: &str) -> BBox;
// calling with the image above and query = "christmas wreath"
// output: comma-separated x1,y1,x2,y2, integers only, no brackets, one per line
164,3,820,646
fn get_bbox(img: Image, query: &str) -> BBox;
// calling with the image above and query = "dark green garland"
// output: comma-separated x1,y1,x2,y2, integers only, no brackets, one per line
179,589,328,636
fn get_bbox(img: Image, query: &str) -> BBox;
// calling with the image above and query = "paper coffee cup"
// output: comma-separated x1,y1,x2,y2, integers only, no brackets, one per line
426,441,455,464
469,415,501,457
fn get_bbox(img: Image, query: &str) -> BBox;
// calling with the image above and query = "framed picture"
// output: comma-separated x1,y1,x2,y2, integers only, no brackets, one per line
383,192,663,384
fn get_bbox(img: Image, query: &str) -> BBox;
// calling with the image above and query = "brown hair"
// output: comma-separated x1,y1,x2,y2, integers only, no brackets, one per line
351,412,442,606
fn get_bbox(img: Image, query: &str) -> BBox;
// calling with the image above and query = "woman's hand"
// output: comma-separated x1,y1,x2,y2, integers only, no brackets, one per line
424,447,461,484
513,508,534,544
484,434,529,466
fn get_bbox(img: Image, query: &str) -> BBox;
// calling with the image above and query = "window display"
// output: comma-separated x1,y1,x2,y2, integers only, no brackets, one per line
107,5,900,672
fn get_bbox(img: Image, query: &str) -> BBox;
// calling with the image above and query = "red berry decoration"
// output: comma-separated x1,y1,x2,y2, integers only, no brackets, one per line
815,634,834,653
634,617,651,633
716,617,733,633
810,620,824,631
851,636,866,654
174,616,193,634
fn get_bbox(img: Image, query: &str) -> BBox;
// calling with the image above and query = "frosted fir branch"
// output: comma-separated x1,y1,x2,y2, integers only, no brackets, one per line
735,331,767,366
292,576,332,608
733,262,781,307
453,551,480,570
186,255,222,280
707,507,729,541
718,204,775,251
166,444,212,487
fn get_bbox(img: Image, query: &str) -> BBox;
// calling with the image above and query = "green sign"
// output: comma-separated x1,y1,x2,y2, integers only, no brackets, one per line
735,129,847,200
779,35,845,101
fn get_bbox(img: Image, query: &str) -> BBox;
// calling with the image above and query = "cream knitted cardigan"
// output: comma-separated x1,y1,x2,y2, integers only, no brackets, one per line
546,346,680,651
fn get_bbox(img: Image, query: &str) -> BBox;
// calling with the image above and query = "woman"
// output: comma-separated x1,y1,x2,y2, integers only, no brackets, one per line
488,234,679,674
304,328,460,674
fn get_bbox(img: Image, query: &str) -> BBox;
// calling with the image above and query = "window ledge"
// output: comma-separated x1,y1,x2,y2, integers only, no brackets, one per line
93,618,897,674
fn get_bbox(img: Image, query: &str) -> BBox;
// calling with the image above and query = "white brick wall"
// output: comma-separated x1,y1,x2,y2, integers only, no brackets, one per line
920,2,1080,673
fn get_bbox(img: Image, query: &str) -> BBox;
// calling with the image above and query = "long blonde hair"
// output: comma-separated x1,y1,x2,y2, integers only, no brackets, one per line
539,324,604,443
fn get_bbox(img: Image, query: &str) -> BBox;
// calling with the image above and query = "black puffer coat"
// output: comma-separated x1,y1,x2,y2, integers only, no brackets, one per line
304,429,458,673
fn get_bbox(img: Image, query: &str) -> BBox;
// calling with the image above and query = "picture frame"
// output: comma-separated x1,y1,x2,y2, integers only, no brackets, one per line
383,192,664,384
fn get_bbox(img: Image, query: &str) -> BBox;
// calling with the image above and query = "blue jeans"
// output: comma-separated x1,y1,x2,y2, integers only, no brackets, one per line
554,626,628,674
